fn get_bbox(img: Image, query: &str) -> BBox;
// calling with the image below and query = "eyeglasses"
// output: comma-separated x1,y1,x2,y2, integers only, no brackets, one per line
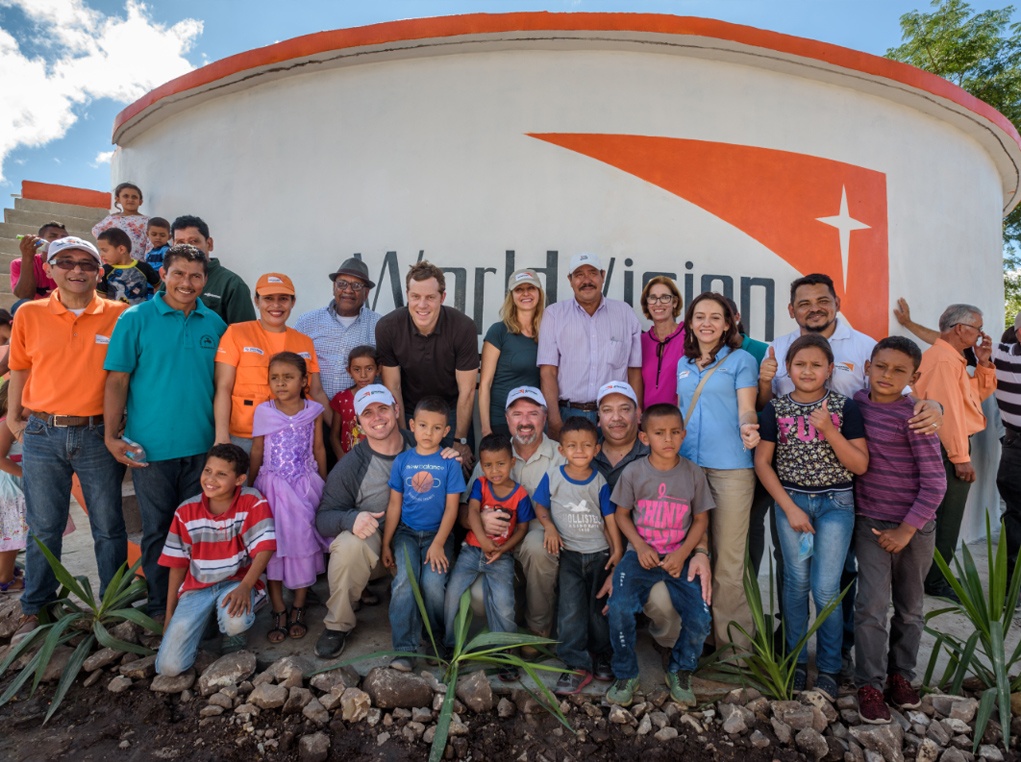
952,322,983,332
646,295,677,305
334,279,365,292
51,259,100,272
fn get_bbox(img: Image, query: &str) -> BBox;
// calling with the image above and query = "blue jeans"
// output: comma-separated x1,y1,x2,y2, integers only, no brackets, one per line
558,406,599,428
608,551,712,678
557,548,611,672
21,416,126,615
132,455,205,615
391,524,454,653
443,543,516,648
155,580,256,676
775,488,855,675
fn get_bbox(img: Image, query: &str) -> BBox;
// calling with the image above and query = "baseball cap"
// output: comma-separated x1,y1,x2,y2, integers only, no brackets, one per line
354,384,396,416
507,269,542,291
505,386,546,410
568,253,602,275
329,257,375,289
597,381,638,407
255,273,295,296
46,236,101,265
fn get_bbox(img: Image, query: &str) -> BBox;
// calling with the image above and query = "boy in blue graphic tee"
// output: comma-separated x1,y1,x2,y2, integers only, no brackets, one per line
607,404,714,709
382,396,466,669
534,417,621,696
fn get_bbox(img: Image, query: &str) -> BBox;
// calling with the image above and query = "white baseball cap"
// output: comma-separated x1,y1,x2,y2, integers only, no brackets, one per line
47,236,102,265
505,386,546,410
597,381,638,407
354,384,396,416
568,252,602,275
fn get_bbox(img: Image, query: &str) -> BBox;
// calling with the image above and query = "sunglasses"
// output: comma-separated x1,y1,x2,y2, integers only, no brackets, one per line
50,259,100,272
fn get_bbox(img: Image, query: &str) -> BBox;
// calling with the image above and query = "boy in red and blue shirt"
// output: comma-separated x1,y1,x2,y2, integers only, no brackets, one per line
155,444,276,676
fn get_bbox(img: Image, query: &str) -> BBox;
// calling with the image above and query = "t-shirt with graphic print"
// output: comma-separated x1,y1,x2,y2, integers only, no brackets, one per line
99,260,161,306
758,390,866,493
465,477,535,548
387,448,467,532
610,455,715,555
533,466,613,554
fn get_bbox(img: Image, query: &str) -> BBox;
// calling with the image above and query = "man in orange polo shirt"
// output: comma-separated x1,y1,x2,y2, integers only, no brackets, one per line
7,237,129,638
913,303,996,599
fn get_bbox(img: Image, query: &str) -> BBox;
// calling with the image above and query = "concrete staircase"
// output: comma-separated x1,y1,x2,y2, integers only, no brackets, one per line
0,196,111,311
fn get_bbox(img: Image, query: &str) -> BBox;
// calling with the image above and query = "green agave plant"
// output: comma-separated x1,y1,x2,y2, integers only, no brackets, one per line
0,538,162,724
924,514,1021,752
310,551,571,762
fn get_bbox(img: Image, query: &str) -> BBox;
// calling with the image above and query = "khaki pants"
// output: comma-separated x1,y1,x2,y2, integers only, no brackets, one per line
324,531,384,633
514,520,558,636
705,467,756,650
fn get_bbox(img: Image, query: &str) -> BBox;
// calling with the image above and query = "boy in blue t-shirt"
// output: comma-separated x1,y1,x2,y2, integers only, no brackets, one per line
382,396,466,670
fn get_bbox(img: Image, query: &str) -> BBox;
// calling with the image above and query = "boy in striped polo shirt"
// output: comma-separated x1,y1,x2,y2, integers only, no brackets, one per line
155,444,276,676
852,337,946,724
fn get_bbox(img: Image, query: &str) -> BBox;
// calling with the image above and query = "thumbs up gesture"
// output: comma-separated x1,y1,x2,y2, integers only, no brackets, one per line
759,346,778,384
809,399,836,438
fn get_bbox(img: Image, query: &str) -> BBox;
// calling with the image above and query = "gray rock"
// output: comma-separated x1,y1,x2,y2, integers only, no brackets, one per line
942,717,972,735
836,695,857,710
863,750,884,762
283,687,313,714
746,696,770,715
951,699,979,724
393,707,412,720
341,687,371,722
109,620,142,644
978,744,1005,761
771,717,793,744
40,646,74,683
637,714,653,735
83,647,122,672
449,720,469,736
950,734,972,750
412,706,433,723
260,656,309,689
774,700,816,731
906,710,930,727
151,670,196,693
234,702,260,718
795,728,829,761
402,721,425,741
849,722,905,762
108,675,132,693
649,711,668,729
719,703,753,735
0,596,24,639
749,729,770,749
318,691,341,712
376,732,390,747
608,705,636,726
363,667,433,709
366,707,382,727
840,709,860,725
915,738,940,762
83,668,104,688
811,706,829,733
197,651,257,696
889,708,911,732
118,654,157,680
238,679,254,693
298,731,330,762
249,682,289,710
498,697,516,718
930,694,957,717
925,720,950,746
309,671,348,694
199,705,224,718
455,671,494,713
653,727,678,742
303,697,329,726
208,692,233,709
940,750,969,762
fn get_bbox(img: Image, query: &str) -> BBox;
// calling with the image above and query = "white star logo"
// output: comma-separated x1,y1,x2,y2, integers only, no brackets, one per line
816,185,871,290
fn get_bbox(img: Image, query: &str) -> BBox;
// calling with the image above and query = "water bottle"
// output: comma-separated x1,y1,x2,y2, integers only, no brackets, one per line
122,437,147,465
15,235,48,255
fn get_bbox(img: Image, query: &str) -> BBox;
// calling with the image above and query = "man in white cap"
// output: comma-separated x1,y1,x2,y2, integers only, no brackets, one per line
537,253,642,441
314,384,460,658
8,237,129,639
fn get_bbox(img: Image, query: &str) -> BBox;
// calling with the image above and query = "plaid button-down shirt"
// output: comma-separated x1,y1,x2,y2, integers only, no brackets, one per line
294,302,381,399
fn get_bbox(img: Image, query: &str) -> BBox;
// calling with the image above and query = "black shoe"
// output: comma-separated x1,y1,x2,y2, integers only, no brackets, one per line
314,628,348,659
926,583,960,603
593,655,614,682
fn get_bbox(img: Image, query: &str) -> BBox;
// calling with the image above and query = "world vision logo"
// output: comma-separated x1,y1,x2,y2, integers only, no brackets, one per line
529,134,889,339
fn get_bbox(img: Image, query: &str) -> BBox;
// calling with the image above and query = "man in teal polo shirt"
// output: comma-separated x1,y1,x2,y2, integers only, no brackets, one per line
104,244,227,617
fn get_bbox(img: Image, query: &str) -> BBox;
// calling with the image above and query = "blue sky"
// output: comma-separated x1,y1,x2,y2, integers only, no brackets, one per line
1,0,1018,198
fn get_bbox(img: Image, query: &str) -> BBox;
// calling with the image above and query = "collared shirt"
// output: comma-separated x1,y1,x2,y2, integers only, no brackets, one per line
536,296,642,403
593,437,649,490
105,293,227,461
9,291,127,416
994,342,1021,432
464,432,565,500
914,338,997,464
770,318,877,398
375,305,479,412
295,303,381,399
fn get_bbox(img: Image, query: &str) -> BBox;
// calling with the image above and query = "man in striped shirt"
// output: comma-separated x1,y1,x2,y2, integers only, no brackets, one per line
996,313,1021,569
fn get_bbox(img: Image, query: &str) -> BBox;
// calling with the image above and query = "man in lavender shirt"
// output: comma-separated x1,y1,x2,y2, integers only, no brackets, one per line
537,253,643,440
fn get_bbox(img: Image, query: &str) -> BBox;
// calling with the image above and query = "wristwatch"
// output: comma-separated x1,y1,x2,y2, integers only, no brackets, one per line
457,437,468,446
692,547,711,560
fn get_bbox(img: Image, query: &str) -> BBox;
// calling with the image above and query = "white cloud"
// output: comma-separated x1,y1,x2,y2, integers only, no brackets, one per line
91,149,114,167
0,0,202,182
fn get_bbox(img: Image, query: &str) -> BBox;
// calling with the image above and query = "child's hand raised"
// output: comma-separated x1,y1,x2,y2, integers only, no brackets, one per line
425,542,449,573
543,527,563,556
636,541,660,570
809,400,836,438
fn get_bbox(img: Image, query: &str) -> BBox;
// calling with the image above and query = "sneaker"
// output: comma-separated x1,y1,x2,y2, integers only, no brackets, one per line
221,633,247,654
792,667,807,693
390,657,414,672
885,673,921,710
815,672,839,702
555,670,593,696
11,613,39,645
314,628,348,659
593,655,613,683
857,685,892,724
665,670,696,708
497,665,519,683
606,676,640,707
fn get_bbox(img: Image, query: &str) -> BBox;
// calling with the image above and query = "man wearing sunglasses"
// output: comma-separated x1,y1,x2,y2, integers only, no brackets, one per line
7,237,129,641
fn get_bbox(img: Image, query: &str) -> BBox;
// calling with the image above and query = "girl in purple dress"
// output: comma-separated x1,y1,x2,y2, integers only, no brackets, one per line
250,352,328,642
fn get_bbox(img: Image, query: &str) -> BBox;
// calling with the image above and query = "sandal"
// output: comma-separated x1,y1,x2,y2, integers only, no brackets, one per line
288,606,308,639
0,576,24,593
267,609,288,643
360,589,380,607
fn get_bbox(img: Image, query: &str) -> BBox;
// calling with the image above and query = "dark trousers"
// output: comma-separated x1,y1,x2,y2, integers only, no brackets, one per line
924,444,973,592
748,481,785,620
556,548,611,672
999,429,1021,571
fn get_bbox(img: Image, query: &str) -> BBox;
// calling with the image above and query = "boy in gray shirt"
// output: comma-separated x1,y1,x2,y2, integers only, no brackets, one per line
533,417,622,695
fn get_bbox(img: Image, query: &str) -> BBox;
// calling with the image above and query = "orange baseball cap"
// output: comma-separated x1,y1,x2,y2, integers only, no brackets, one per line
255,273,295,296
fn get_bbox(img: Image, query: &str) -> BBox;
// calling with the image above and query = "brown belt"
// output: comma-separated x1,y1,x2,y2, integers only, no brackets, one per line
32,412,103,428
558,399,598,412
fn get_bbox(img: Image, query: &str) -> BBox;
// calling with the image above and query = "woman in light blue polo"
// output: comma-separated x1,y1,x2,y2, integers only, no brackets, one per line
676,292,760,650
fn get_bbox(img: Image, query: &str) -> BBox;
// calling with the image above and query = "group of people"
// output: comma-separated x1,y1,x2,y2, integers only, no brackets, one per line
2,184,1019,724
